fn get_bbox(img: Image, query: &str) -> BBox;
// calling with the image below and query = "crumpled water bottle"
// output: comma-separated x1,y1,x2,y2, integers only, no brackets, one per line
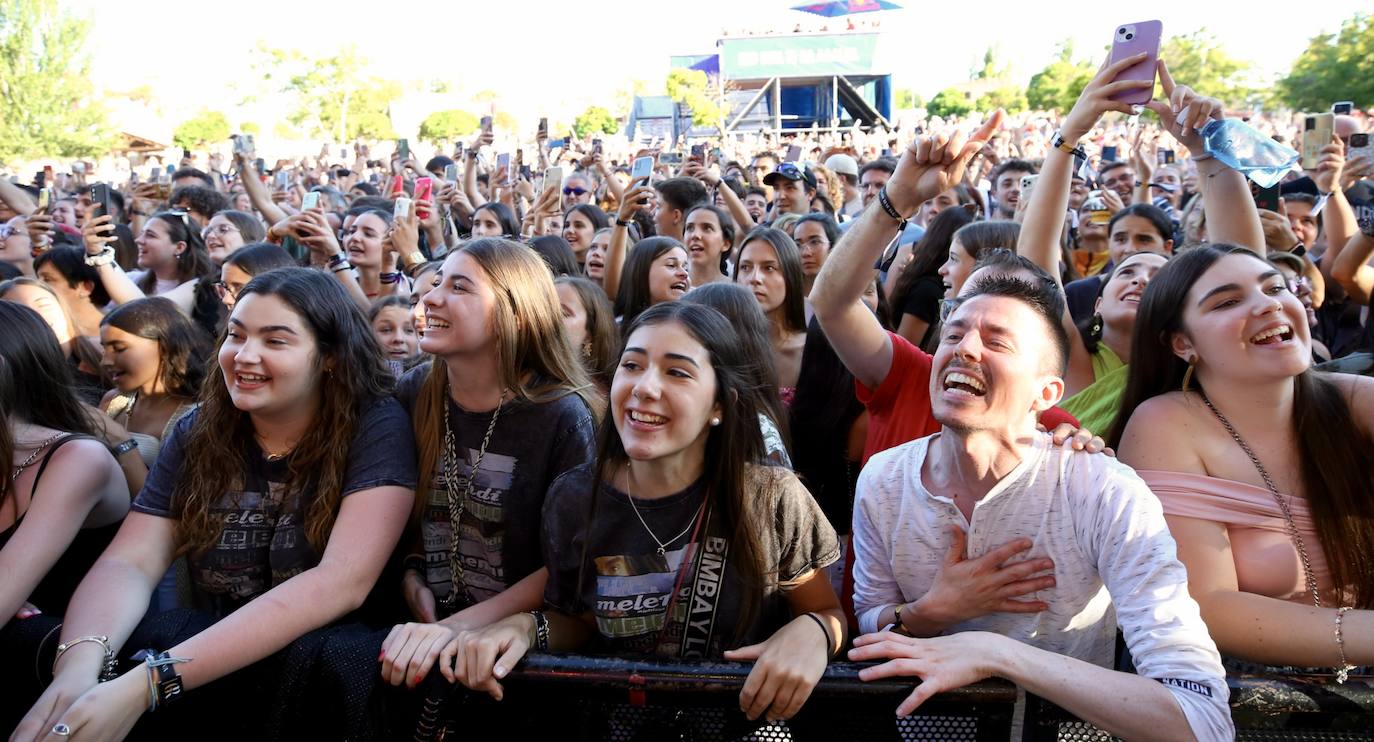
1200,118,1299,189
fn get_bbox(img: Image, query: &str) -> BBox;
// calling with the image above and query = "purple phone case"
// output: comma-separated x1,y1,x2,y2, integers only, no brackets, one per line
1108,20,1162,105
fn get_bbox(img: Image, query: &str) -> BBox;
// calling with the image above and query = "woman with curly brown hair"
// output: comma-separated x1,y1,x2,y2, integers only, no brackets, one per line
15,267,417,740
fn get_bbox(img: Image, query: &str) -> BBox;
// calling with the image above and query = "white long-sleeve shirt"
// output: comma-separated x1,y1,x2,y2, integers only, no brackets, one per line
852,432,1233,742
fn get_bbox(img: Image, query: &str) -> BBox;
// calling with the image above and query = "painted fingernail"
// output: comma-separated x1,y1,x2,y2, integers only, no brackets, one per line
378,650,386,661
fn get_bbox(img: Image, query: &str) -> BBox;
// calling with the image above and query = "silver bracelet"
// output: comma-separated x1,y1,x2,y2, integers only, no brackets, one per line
54,635,118,681
1336,606,1355,684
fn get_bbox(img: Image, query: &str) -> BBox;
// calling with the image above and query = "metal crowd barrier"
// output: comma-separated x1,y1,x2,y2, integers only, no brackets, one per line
413,655,1374,741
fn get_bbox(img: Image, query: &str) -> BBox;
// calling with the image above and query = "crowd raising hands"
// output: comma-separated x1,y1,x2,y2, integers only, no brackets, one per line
0,36,1371,742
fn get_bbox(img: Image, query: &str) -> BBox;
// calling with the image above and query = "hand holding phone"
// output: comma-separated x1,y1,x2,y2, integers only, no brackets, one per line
413,177,433,219
544,167,564,212
302,191,320,210
1301,113,1335,170
1107,21,1163,105
631,156,654,184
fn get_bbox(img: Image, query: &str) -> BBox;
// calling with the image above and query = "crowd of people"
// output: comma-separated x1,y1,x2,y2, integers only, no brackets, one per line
1,48,1372,742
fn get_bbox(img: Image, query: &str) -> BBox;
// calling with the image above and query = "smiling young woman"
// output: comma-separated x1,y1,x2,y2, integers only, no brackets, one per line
614,237,692,330
1112,245,1374,676
449,302,844,737
378,238,601,693
14,267,417,740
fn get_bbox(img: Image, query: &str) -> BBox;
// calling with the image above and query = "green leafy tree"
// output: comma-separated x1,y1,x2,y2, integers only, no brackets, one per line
927,88,974,118
240,122,261,135
1278,13,1374,111
975,86,1028,114
173,111,231,149
666,68,729,130
895,88,924,110
417,110,480,144
252,44,399,141
0,0,112,161
1026,41,1097,112
1159,30,1257,107
573,106,619,139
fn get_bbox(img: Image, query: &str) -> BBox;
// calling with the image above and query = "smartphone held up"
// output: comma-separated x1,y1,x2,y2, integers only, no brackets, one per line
1107,20,1162,105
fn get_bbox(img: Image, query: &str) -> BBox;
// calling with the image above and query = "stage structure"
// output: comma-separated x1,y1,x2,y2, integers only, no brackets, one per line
628,32,893,142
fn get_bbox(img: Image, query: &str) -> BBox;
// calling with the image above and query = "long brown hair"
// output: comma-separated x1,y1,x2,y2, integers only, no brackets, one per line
173,268,396,556
579,302,769,643
0,277,105,379
412,239,604,514
1109,244,1374,608
0,302,99,503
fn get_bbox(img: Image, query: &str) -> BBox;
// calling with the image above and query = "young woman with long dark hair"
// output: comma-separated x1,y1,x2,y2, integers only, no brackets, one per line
614,237,691,330
0,302,128,730
734,227,806,404
81,210,221,336
683,204,735,288
1110,244,1374,675
448,302,843,734
216,243,295,311
14,268,417,740
683,282,792,467
0,278,107,405
555,276,618,391
379,238,600,689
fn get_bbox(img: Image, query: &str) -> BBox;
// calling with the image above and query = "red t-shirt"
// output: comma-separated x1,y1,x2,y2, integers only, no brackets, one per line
855,331,1080,462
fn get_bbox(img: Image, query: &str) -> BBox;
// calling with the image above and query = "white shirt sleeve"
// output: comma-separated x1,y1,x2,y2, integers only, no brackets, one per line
1074,457,1234,742
851,452,905,635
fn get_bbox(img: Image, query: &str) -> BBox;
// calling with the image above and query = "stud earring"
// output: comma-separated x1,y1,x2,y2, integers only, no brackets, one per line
710,417,721,426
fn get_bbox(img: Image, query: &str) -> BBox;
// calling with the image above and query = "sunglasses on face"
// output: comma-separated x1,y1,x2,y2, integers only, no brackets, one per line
563,187,589,196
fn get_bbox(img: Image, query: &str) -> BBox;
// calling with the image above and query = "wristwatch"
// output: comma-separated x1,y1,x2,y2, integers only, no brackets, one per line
402,250,426,269
84,246,116,267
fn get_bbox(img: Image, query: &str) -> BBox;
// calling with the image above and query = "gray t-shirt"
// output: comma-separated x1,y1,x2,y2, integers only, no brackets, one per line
397,365,596,610
132,398,417,618
543,463,839,658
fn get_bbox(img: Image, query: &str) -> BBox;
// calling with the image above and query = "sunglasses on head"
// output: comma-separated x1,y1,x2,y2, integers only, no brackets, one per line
775,163,804,178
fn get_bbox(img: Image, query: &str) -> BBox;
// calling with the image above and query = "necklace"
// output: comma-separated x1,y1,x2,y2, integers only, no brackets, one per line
10,433,66,483
441,385,508,609
1197,390,1320,608
623,464,705,556
254,433,295,462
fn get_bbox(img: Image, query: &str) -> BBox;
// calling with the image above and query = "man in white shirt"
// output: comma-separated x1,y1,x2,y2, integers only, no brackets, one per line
847,266,1232,741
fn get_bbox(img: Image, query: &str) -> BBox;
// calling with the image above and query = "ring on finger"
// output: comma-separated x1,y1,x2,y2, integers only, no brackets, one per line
50,723,72,737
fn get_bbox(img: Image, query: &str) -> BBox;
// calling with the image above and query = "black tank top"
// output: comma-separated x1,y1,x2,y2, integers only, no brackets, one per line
0,435,122,615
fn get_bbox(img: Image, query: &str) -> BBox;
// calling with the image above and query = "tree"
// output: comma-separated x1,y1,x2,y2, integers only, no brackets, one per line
927,88,974,118
1278,13,1374,111
666,68,729,130
417,110,479,144
895,88,924,110
0,0,112,162
1159,30,1257,107
251,44,400,141
173,111,231,149
240,122,261,135
975,86,1028,114
1026,41,1097,113
573,106,619,139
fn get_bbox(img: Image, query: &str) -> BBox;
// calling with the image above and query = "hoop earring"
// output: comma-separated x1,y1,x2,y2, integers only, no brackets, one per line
1087,313,1104,343
1181,358,1196,393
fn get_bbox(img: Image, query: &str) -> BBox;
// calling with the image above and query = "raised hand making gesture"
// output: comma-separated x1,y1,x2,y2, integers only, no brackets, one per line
884,109,1005,217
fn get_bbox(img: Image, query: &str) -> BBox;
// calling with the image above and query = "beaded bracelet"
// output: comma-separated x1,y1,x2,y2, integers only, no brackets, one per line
54,635,118,681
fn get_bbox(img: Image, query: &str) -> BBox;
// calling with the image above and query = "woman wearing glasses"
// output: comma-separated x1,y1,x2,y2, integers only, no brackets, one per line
202,210,266,265
215,243,296,310
81,209,222,336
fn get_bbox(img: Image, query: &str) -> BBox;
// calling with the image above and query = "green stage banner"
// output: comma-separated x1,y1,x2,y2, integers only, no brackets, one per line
720,33,879,79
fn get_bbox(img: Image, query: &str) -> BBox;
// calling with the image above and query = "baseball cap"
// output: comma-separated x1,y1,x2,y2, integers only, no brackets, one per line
763,162,817,190
824,153,858,177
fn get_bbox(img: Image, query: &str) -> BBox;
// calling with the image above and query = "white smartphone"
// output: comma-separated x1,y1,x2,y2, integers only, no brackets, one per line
544,166,563,210
301,191,320,210
393,196,413,219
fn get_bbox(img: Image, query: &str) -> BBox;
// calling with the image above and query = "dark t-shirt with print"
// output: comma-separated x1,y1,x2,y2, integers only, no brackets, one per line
396,365,596,611
543,463,840,658
132,398,418,618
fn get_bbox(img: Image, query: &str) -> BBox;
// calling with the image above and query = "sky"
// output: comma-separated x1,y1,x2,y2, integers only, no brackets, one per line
65,0,1363,134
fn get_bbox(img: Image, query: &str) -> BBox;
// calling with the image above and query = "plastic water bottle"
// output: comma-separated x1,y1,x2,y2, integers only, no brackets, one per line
1200,119,1299,189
